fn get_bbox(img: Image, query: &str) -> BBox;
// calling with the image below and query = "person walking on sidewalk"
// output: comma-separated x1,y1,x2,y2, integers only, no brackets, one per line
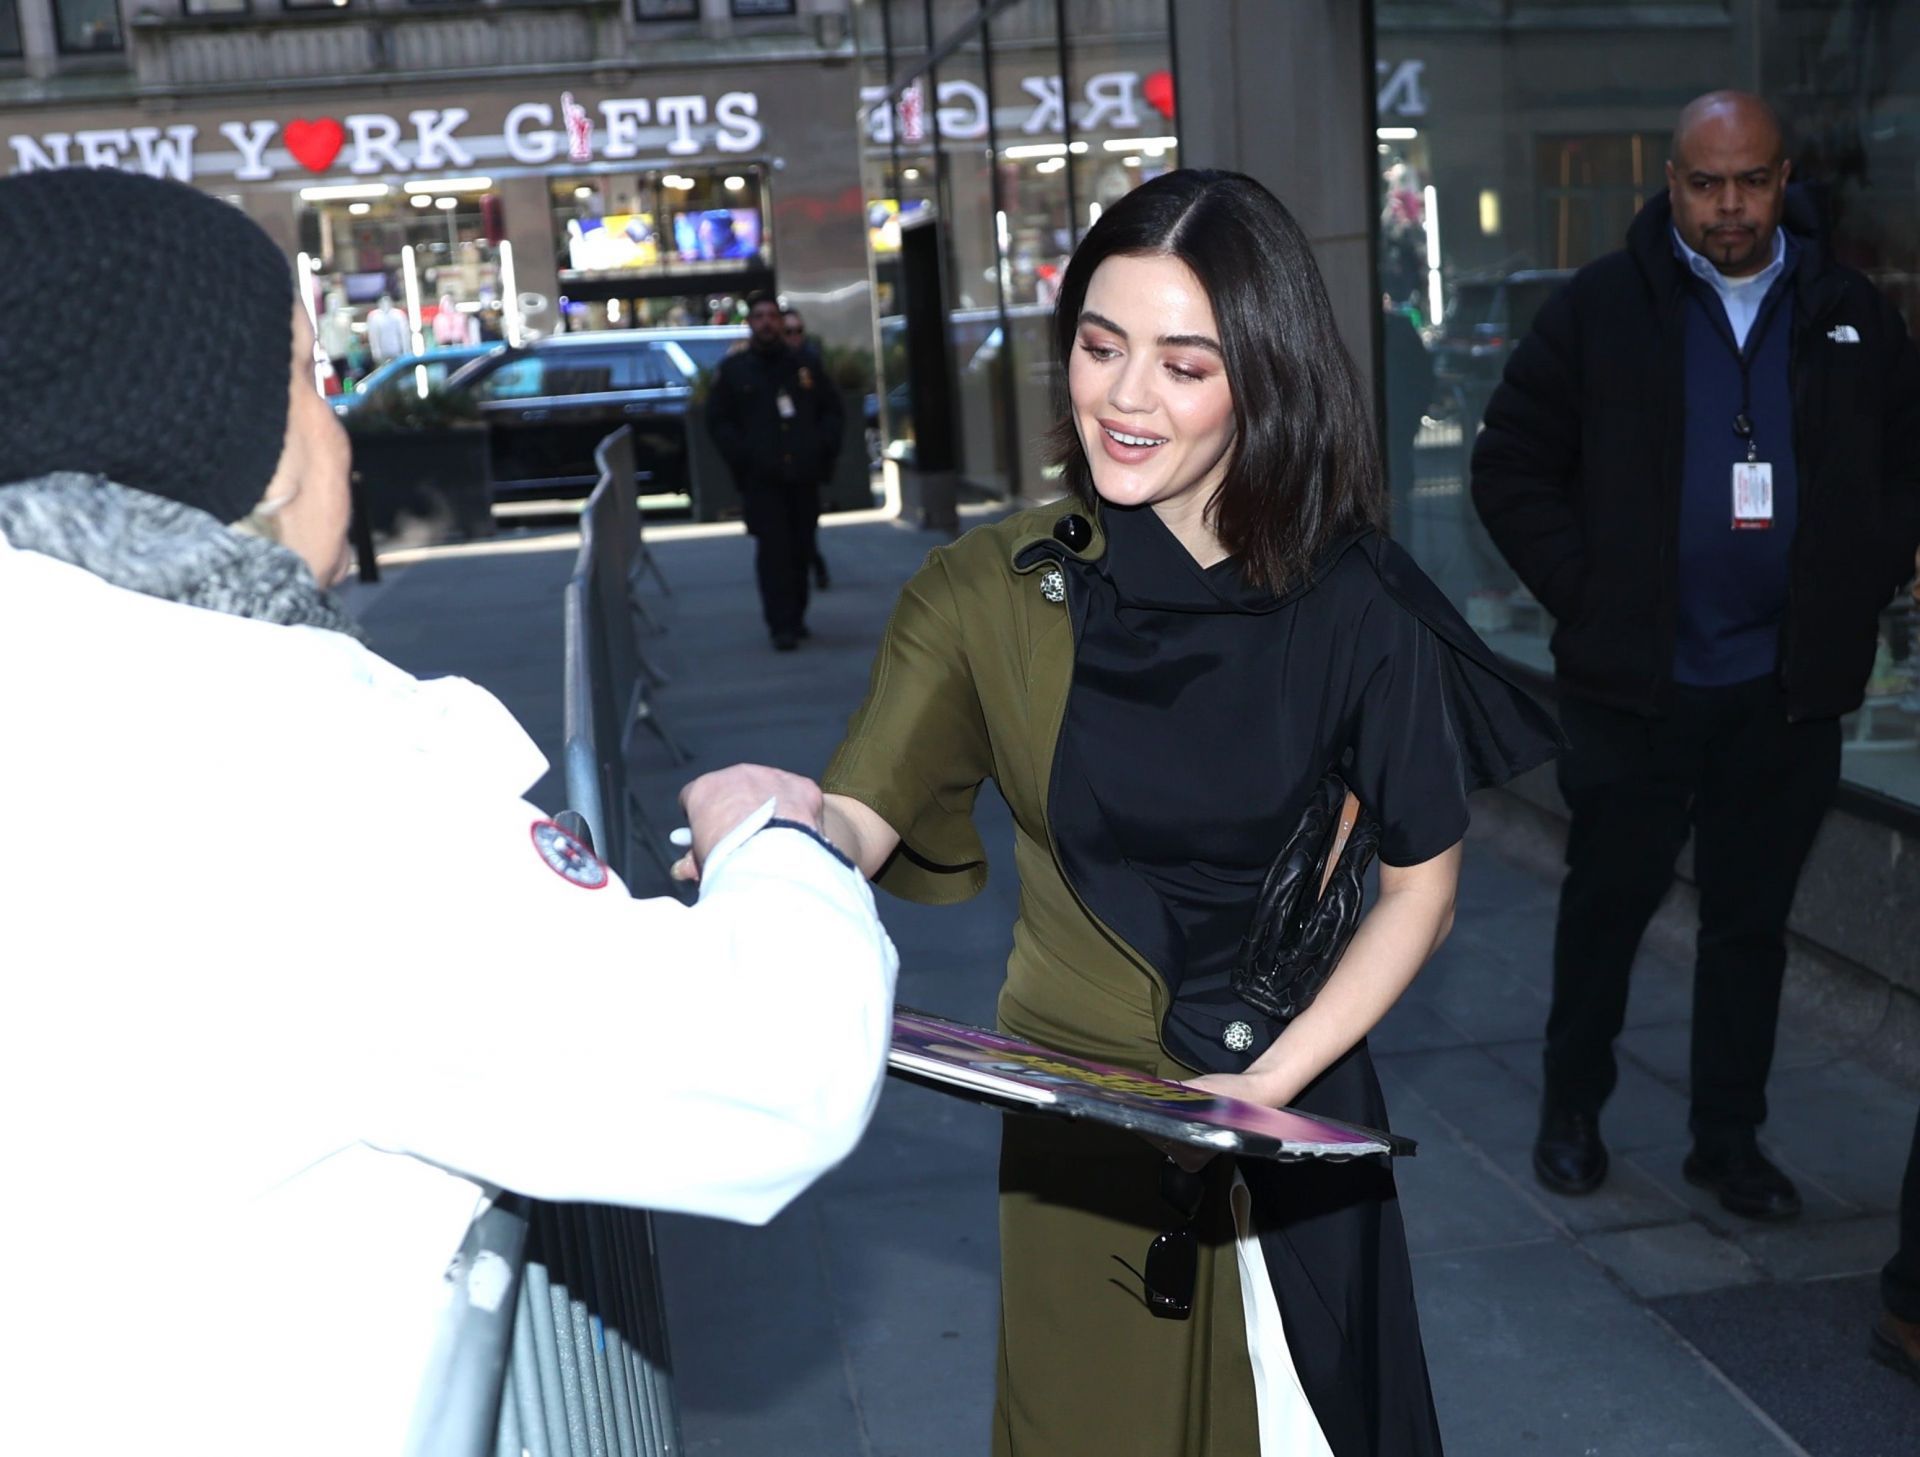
1471,90,1920,1219
784,305,840,593
707,290,844,650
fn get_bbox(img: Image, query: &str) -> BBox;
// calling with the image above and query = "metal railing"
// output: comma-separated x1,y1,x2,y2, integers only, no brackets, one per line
408,426,687,1456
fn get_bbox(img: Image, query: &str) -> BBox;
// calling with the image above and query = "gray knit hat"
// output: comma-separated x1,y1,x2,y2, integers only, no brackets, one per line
0,168,295,523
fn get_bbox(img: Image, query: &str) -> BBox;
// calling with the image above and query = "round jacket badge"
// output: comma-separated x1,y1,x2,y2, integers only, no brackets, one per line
1040,567,1066,604
530,820,610,890
1223,1021,1255,1053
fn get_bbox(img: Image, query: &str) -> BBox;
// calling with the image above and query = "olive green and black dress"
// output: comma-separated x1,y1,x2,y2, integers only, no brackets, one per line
824,499,1559,1456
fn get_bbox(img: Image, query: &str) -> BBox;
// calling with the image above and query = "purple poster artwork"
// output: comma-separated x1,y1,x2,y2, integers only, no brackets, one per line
889,1008,1413,1163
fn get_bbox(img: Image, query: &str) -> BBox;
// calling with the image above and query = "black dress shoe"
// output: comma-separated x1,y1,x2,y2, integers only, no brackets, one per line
1533,1102,1608,1195
771,632,799,652
1682,1135,1801,1220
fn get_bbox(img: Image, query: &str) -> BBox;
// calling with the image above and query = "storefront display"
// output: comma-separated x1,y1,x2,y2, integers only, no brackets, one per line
2,63,871,395
855,0,1178,504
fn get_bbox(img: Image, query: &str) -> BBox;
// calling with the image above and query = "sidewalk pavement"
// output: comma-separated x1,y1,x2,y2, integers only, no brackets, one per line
350,511,1920,1457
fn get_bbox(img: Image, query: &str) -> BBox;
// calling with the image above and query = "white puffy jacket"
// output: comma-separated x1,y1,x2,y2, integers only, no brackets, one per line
0,528,897,1453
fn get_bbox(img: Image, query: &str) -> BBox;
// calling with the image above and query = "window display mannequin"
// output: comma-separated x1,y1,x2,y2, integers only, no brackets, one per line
432,293,478,347
366,294,411,365
317,292,356,380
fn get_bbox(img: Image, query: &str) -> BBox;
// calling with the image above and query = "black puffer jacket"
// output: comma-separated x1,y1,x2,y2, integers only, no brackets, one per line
1470,190,1920,719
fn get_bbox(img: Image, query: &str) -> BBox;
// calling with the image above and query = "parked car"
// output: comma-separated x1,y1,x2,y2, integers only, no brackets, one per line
443,325,748,500
1430,268,1575,402
334,346,492,418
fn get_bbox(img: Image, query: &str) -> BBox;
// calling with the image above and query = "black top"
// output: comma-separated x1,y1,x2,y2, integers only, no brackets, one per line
705,342,843,490
1046,502,1561,1075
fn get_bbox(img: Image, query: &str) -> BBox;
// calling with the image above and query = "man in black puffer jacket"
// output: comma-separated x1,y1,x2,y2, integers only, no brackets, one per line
1472,91,1920,1222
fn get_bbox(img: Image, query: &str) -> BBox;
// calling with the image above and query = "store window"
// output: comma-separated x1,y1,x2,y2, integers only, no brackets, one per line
731,0,795,15
52,0,122,52
298,180,505,388
182,0,251,14
282,0,352,9
635,0,697,17
0,0,22,59
1370,2,1920,813
855,0,1177,504
550,164,772,331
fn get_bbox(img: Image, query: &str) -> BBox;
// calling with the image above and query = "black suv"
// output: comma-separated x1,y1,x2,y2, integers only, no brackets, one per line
1431,269,1575,402
446,326,746,499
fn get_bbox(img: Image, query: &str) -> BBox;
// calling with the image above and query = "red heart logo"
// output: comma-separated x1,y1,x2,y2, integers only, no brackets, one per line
1143,70,1175,121
284,118,346,173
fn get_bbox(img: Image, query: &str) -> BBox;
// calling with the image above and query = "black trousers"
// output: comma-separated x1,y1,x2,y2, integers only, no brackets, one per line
741,483,819,638
1543,677,1840,1139
1886,1107,1920,1322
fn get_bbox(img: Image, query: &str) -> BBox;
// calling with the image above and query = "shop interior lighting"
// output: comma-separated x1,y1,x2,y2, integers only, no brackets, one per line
1377,127,1420,141
294,252,326,394
500,240,523,349
902,167,921,181
723,175,747,191
298,183,390,202
348,202,371,216
1123,156,1143,168
1423,183,1444,327
574,185,594,198
401,177,493,195
1035,157,1066,175
662,175,697,191
400,244,426,358
1479,189,1502,237
1003,142,1068,160
607,297,623,324
410,194,433,209
435,197,459,210
1103,136,1176,153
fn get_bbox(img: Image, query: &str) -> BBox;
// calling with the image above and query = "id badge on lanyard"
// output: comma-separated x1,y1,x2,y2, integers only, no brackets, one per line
1732,461,1774,529
1730,411,1773,531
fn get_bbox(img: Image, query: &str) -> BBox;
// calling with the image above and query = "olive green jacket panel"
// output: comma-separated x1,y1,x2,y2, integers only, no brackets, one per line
822,499,1106,906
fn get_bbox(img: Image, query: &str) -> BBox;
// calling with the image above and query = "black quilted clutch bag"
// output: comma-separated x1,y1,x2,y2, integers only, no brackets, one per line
1229,773,1381,1023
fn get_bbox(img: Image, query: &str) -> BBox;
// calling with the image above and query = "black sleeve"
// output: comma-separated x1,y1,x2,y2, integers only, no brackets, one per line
1877,292,1920,598
705,360,747,477
1344,546,1564,867
1469,282,1589,620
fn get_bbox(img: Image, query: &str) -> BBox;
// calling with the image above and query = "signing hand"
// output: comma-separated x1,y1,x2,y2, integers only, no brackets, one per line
672,763,826,882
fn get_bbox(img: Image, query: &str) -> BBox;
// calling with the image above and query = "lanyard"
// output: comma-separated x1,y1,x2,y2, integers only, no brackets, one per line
1692,273,1791,464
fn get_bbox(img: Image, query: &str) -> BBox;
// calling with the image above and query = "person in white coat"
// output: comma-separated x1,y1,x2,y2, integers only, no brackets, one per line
0,166,898,1455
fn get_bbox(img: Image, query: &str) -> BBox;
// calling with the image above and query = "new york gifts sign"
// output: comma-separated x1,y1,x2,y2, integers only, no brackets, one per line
4,88,766,182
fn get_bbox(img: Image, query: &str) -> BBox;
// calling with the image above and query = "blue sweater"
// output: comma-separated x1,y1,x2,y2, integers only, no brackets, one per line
1674,248,1800,687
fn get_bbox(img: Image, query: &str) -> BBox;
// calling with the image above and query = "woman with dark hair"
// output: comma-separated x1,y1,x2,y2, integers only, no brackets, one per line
815,169,1560,1454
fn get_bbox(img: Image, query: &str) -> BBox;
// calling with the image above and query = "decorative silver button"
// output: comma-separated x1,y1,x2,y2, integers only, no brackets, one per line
1223,1021,1254,1053
1040,567,1066,604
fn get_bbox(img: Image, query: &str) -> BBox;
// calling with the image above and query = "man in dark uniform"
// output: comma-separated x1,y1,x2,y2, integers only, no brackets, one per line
1472,91,1920,1220
707,291,843,650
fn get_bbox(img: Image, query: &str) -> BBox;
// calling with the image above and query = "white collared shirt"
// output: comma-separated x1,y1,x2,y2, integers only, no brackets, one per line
1672,225,1788,350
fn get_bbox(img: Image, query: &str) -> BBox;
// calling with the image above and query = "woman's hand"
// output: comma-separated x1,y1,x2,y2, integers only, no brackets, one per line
1184,1070,1286,1108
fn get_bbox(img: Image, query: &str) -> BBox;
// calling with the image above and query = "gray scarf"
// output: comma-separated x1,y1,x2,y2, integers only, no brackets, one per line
0,473,362,638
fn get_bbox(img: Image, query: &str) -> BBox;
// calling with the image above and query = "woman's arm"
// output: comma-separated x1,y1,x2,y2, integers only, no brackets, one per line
1189,841,1462,1109
822,791,902,879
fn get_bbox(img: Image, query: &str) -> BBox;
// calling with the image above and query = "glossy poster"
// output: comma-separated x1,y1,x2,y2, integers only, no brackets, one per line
889,1009,1412,1162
